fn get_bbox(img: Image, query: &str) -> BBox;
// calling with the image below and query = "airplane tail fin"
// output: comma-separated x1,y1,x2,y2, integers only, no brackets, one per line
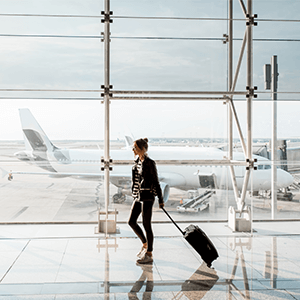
19,108,56,153
125,135,134,148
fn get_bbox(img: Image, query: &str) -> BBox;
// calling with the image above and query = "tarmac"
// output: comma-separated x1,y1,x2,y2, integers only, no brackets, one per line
0,221,300,299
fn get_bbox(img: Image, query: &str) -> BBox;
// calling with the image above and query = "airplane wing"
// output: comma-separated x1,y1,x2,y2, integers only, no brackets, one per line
1,168,104,179
1,169,120,178
0,167,115,179
1,168,164,183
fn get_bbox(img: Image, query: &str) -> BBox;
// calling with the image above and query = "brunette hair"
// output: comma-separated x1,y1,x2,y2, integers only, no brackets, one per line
135,138,148,152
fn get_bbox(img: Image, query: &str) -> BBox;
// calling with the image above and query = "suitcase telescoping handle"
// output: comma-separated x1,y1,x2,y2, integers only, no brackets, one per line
162,207,184,235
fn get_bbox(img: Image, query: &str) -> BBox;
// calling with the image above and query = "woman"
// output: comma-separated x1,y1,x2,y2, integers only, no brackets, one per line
128,138,164,264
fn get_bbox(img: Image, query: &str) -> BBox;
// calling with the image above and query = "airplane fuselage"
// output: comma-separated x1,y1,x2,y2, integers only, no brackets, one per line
14,108,295,204
34,146,293,192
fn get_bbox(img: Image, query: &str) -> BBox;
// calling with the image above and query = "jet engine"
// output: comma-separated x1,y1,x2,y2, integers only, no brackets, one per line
160,182,170,203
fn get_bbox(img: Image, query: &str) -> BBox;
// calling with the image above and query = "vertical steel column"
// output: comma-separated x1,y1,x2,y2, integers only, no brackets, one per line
104,0,111,225
228,0,239,201
246,0,253,160
271,55,278,219
228,0,233,157
236,0,253,213
238,0,253,211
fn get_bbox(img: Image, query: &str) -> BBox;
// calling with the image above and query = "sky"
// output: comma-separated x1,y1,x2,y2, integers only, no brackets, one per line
0,0,299,141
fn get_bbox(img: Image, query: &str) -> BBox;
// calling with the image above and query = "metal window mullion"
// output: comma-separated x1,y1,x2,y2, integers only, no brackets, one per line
103,0,111,228
228,0,233,160
246,0,253,160
111,96,228,101
111,90,247,95
271,56,278,219
237,0,253,213
112,160,247,166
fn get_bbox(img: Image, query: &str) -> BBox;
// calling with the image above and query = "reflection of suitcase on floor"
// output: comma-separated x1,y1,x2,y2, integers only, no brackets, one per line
180,262,219,300
162,208,219,267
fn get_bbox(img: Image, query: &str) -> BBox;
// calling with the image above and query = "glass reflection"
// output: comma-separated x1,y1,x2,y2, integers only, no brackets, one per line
227,237,279,299
128,262,219,300
228,238,252,299
98,237,219,298
178,262,219,299
128,264,154,300
264,237,278,289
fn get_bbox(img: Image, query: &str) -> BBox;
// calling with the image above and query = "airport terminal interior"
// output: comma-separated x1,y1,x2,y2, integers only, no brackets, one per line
1,0,300,299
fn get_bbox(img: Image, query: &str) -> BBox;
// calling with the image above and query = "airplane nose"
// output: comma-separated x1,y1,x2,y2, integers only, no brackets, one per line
277,169,294,188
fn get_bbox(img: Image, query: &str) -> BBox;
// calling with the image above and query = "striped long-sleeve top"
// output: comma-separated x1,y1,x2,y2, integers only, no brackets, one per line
132,158,143,201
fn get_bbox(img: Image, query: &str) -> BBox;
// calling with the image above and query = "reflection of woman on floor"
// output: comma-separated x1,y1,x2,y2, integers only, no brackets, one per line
128,264,154,300
128,138,164,264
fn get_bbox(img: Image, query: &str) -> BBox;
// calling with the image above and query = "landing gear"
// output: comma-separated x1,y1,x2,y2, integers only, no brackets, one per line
113,193,126,203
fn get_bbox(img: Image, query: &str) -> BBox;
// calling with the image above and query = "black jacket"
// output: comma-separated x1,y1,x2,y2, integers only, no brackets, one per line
132,156,163,204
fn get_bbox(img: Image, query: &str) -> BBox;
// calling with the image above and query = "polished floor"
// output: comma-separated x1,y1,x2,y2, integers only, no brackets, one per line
0,221,300,299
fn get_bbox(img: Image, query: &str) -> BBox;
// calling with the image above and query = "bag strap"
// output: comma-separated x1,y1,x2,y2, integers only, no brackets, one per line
162,207,184,235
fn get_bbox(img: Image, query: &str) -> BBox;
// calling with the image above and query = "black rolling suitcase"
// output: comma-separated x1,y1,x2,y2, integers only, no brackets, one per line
162,208,218,267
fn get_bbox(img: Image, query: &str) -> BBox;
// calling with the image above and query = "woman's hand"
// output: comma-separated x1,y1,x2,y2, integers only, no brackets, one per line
159,203,164,209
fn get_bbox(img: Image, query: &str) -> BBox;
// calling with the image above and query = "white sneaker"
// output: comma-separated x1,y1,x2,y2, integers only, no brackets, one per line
137,253,153,264
137,246,147,258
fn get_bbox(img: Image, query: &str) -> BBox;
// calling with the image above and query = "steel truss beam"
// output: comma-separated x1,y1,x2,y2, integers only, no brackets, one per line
110,97,228,100
228,0,240,202
225,0,256,214
239,0,247,16
109,90,247,100
113,160,248,166
111,91,247,95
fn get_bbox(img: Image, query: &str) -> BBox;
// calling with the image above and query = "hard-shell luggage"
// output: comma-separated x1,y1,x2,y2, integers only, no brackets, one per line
162,208,218,267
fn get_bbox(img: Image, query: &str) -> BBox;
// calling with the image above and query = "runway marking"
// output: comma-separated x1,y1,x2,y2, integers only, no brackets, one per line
46,183,54,189
11,206,28,220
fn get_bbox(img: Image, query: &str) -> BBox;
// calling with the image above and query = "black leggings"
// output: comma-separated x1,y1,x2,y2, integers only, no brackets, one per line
128,200,154,252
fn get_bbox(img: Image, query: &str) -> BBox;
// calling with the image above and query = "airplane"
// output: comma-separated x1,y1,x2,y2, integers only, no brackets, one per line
12,108,294,204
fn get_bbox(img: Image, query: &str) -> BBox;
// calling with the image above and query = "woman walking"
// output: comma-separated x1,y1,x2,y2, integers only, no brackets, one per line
128,138,164,264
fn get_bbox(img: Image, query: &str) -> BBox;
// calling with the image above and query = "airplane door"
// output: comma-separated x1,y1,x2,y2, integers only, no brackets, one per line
198,174,217,189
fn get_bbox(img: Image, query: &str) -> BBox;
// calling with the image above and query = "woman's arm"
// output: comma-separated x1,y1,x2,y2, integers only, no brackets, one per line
149,160,164,205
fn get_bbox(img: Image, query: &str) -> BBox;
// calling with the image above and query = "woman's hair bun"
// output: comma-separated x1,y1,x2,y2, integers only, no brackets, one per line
135,138,149,151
